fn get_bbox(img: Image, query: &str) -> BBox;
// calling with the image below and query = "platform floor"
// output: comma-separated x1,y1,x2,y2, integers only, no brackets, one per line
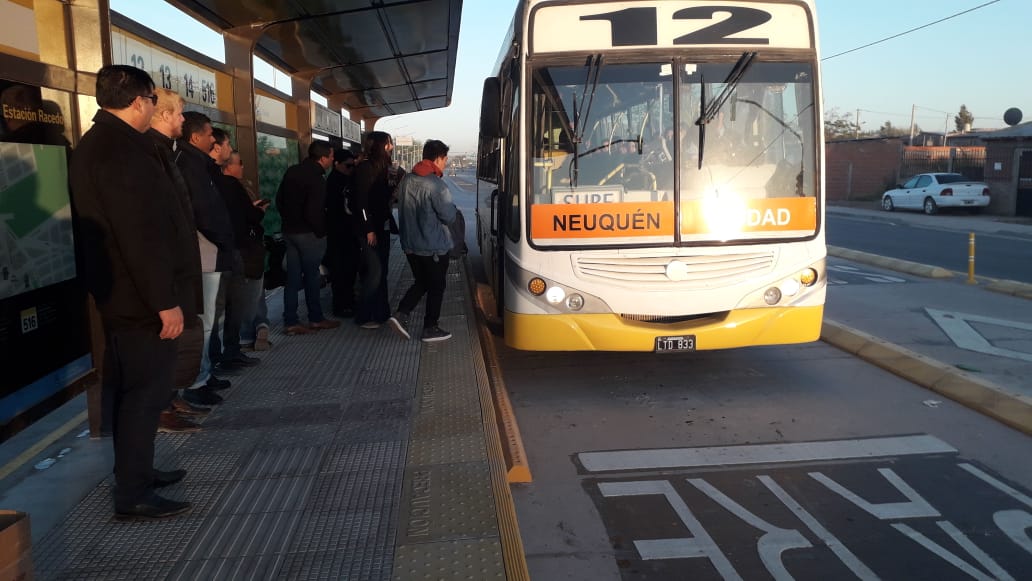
6,242,517,580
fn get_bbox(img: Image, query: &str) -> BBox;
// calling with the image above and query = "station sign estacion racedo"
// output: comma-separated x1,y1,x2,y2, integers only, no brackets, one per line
531,1,814,53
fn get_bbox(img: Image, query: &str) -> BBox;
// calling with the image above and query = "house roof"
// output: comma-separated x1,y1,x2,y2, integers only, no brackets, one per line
982,121,1032,140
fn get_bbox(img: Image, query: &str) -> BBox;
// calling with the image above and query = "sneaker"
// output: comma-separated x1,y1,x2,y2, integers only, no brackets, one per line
205,376,231,391
387,312,411,340
229,353,261,367
183,386,224,406
285,324,314,336
309,319,341,330
158,410,202,433
254,326,271,350
360,321,381,330
420,326,452,343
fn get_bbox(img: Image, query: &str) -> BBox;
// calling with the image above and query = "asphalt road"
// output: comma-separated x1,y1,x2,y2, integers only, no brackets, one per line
826,212,1032,283
444,174,1032,580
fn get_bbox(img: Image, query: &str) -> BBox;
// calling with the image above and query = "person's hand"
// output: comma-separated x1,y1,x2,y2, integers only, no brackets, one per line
158,306,184,340
366,232,377,246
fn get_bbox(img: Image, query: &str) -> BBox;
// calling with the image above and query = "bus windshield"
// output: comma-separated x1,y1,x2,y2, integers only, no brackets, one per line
529,59,818,246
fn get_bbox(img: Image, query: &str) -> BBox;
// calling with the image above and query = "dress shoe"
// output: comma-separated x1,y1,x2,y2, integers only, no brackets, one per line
170,395,210,416
205,375,231,391
183,386,224,406
114,492,192,520
255,326,272,350
158,410,202,433
309,319,341,330
285,324,314,335
153,468,186,488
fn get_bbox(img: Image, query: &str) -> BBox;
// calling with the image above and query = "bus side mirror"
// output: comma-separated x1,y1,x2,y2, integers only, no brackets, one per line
480,77,506,139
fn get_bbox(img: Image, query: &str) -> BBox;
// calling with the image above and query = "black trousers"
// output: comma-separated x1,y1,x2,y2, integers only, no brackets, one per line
326,233,359,313
398,253,451,328
104,323,178,506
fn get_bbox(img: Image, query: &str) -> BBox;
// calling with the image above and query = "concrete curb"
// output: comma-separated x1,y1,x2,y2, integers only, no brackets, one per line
821,319,1032,437
827,246,954,278
828,245,1032,300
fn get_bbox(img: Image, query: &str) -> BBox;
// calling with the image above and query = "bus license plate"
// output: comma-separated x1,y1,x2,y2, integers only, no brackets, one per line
655,335,695,353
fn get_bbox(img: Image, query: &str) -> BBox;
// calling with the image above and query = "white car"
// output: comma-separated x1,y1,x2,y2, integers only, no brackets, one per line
881,173,991,214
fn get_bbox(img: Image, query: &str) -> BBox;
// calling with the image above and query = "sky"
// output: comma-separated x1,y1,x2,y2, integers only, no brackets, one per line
112,0,1028,154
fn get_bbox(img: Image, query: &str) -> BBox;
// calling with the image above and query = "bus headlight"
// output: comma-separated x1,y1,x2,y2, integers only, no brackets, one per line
528,277,546,296
566,294,585,311
781,278,801,297
545,286,566,304
800,268,818,287
764,287,782,305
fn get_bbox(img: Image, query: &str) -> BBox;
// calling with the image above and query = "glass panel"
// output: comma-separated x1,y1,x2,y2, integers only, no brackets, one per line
0,0,69,68
256,132,299,234
677,61,817,241
529,62,675,246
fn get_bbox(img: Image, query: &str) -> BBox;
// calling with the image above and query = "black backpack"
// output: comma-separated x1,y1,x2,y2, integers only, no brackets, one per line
448,208,468,258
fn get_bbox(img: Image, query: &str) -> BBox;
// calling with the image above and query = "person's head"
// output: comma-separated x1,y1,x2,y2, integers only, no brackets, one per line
210,127,233,166
222,150,244,179
422,139,450,173
333,148,356,174
182,110,214,152
95,65,157,132
364,131,393,165
308,140,334,171
149,88,185,139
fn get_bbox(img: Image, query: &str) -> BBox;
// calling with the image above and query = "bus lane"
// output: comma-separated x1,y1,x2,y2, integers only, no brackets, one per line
497,340,1032,580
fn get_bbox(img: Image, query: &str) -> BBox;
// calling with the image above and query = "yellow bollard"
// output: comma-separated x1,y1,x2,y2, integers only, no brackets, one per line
967,232,976,284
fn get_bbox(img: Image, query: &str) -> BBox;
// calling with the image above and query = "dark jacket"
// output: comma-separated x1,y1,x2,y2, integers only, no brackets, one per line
325,168,354,239
351,159,393,236
146,128,204,318
218,173,266,279
276,158,327,237
396,160,457,256
69,110,201,330
175,140,239,273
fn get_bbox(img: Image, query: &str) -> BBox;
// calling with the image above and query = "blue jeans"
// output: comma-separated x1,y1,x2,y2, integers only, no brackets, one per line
192,271,225,388
240,275,267,344
284,232,327,326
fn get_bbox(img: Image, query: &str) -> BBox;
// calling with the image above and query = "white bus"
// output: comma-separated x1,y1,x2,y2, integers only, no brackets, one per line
477,0,825,352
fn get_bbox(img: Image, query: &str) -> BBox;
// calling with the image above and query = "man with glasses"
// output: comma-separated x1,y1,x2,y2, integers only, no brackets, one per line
70,65,194,519
325,148,359,317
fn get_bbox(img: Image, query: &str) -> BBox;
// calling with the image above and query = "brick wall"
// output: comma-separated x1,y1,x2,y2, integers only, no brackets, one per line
825,138,902,201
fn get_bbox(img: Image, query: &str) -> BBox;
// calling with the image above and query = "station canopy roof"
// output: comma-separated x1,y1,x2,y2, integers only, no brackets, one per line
169,0,462,122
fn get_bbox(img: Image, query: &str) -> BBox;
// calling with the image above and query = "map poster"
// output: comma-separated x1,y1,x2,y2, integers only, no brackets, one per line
0,79,91,434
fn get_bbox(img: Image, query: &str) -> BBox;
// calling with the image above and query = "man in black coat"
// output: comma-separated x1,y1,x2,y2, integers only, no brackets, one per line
69,65,196,519
275,140,340,335
324,148,359,317
175,111,239,405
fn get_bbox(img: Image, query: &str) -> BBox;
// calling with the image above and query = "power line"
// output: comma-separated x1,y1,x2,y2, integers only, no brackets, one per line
822,0,1002,61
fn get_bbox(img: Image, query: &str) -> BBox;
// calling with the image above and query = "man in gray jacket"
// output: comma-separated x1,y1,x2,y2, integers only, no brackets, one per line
387,140,457,342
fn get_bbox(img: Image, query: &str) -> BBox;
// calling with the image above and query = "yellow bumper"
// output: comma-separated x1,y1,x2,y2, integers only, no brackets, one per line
504,306,824,351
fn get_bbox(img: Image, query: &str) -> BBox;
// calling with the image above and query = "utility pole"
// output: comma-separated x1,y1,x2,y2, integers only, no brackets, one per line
909,104,917,145
855,108,861,139
943,114,950,147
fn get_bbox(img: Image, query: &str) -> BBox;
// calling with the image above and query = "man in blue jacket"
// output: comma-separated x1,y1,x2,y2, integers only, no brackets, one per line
387,140,457,342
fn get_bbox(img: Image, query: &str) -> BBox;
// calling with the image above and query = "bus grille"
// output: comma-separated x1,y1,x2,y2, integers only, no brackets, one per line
573,251,775,287
621,312,727,324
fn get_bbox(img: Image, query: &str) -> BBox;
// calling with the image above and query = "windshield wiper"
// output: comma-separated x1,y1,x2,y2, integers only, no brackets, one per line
695,51,757,169
570,54,604,186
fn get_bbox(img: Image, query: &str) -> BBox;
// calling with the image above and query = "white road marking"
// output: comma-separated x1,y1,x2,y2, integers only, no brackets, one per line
926,308,1032,363
688,478,811,581
809,468,941,519
598,480,742,579
759,475,880,581
957,463,1032,509
578,435,957,472
891,522,1015,581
